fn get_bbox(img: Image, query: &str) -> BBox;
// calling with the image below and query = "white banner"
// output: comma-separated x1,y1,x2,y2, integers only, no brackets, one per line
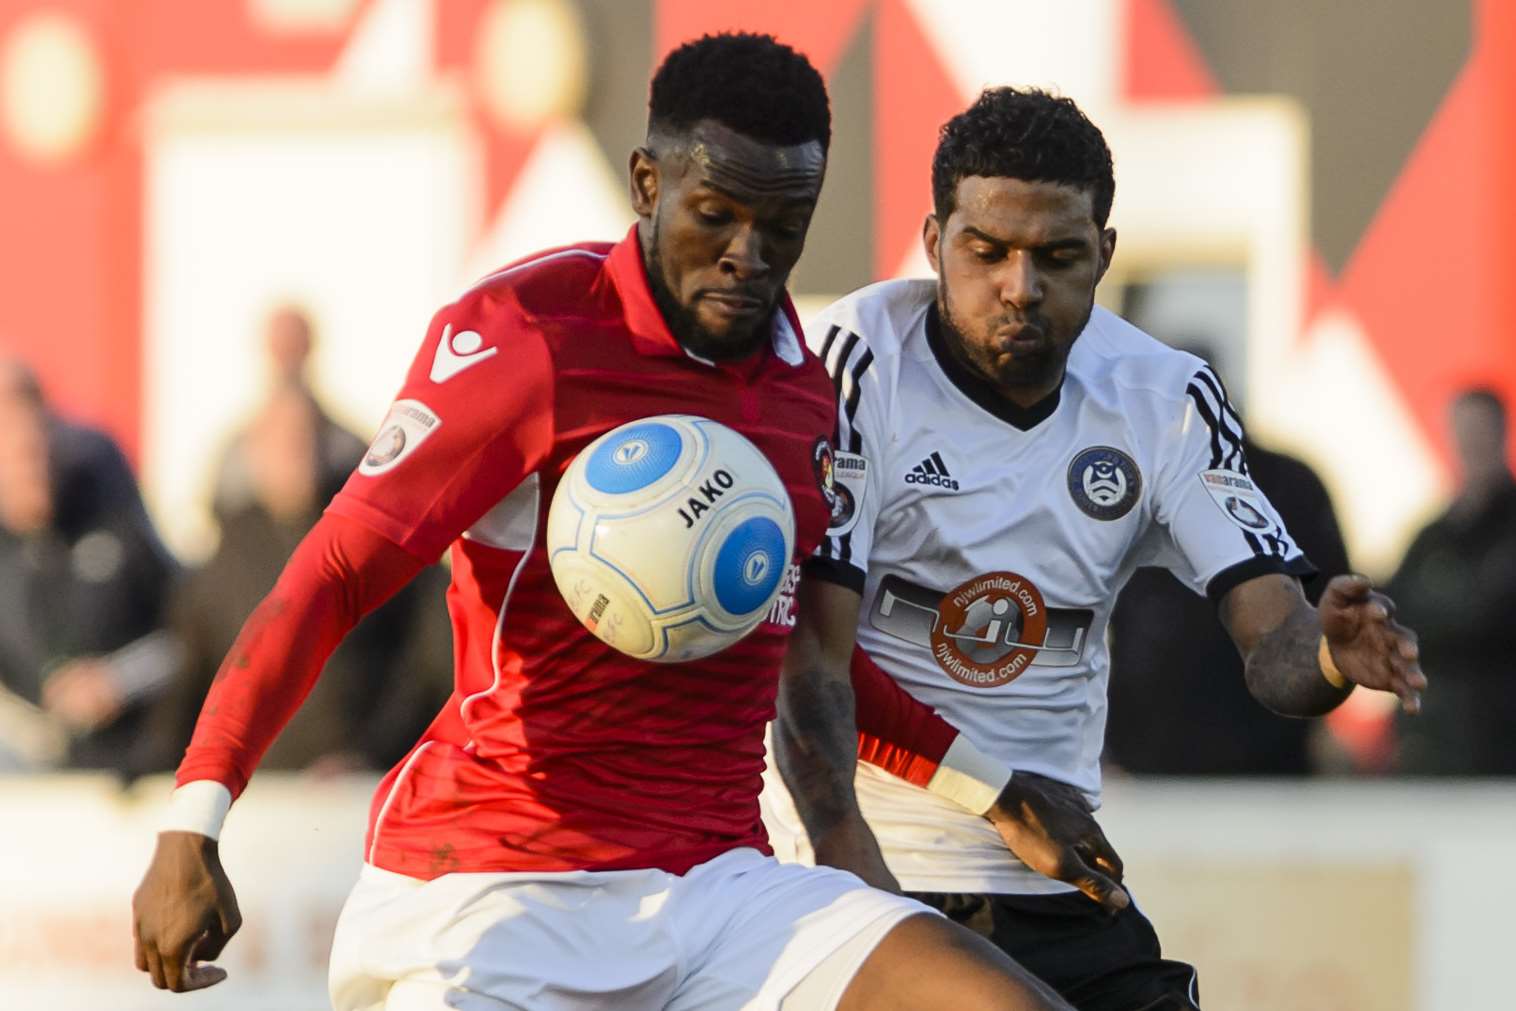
0,773,375,1011
1,774,1511,1010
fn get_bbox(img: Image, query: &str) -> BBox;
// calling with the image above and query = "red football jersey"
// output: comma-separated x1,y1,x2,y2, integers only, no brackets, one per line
328,227,838,877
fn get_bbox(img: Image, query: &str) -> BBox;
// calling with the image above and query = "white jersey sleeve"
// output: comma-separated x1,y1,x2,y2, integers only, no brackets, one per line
804,304,893,594
1143,363,1315,599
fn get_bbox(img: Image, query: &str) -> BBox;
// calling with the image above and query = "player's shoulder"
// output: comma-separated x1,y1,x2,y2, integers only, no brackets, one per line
806,280,933,359
806,278,935,365
1071,306,1215,407
407,244,613,399
452,241,615,323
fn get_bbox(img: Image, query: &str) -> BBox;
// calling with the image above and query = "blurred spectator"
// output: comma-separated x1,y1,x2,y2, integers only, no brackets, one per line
1105,358,1351,775
211,305,367,520
0,359,178,771
1388,387,1516,775
130,384,452,777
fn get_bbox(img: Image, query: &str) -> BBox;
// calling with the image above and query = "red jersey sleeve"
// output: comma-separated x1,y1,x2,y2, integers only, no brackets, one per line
848,645,957,788
329,287,556,560
175,513,425,797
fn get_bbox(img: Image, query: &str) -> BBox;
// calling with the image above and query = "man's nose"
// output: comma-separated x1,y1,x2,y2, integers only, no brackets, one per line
719,225,770,281
999,250,1043,309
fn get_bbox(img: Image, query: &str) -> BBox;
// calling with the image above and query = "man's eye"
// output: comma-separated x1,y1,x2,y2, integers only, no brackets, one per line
697,209,730,226
970,246,999,262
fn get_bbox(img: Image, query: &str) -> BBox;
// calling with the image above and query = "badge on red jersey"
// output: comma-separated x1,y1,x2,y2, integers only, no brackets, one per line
360,399,442,476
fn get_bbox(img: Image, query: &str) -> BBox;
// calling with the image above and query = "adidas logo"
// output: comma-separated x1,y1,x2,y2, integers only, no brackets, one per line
905,451,959,490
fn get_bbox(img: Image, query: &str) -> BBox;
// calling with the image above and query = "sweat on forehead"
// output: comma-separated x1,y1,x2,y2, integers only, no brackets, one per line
653,122,825,195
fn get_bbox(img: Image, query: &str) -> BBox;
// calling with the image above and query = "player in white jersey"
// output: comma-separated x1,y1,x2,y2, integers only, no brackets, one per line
765,88,1426,1010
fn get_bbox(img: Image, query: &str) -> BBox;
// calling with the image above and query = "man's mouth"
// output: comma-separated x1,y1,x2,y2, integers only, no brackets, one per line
699,290,769,320
997,323,1050,354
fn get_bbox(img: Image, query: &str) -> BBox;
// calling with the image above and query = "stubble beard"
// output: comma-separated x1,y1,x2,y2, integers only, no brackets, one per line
646,220,775,362
936,276,1093,394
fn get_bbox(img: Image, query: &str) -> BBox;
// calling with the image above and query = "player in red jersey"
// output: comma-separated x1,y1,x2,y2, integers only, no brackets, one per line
131,33,1068,1011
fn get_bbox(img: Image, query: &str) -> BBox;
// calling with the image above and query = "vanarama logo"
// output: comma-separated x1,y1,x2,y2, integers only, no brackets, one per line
930,571,1048,687
359,399,441,477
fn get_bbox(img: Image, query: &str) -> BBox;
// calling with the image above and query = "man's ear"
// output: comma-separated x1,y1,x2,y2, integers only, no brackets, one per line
923,214,943,275
1096,226,1117,284
629,147,659,218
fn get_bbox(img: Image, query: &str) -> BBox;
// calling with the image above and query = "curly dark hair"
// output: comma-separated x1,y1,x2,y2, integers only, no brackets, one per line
932,87,1114,226
648,33,830,153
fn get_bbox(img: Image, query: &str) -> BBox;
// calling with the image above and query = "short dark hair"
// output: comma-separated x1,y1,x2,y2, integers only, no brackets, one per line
648,33,830,153
932,87,1115,226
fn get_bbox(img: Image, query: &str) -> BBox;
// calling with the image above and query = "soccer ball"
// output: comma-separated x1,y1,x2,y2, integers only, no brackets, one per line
546,414,796,663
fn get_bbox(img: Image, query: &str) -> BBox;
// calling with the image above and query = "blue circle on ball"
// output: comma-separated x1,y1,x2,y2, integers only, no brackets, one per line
584,421,684,494
713,516,786,615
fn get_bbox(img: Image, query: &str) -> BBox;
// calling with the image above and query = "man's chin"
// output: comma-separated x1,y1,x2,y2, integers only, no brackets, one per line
995,359,1060,390
684,311,771,360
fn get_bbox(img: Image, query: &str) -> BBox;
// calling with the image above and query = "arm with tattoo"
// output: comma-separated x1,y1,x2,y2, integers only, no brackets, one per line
774,575,898,890
774,651,863,838
1222,572,1426,717
1226,580,1347,716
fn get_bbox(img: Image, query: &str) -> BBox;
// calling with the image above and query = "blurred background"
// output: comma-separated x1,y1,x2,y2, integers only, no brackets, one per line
0,1,1512,1008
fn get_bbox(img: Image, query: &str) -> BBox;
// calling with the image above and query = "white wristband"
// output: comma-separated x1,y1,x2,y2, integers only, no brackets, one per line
160,781,233,840
926,735,1014,816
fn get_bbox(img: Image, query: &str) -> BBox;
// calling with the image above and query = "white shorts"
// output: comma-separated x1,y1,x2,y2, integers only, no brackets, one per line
328,847,931,1011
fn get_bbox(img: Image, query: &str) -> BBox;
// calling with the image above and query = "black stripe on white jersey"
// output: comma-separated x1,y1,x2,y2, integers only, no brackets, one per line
828,330,860,404
843,348,874,451
1186,374,1273,559
1186,379,1228,469
1193,368,1294,557
817,324,841,371
1191,367,1247,472
822,328,875,564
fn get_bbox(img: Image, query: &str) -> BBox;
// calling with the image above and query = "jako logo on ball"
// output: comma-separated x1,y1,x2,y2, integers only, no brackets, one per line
546,415,796,663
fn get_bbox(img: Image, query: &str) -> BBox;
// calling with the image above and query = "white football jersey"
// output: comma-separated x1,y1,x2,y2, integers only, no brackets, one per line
762,279,1312,893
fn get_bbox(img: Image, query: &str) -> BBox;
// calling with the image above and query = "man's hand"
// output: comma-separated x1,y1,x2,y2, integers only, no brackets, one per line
132,831,241,992
811,812,902,893
1319,574,1426,714
985,771,1129,914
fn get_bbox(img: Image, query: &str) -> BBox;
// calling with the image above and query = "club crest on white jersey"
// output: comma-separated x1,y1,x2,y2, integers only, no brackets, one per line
1067,446,1141,520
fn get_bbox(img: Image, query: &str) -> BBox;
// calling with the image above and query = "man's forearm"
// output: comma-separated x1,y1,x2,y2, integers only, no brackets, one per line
774,667,866,843
1243,603,1351,717
176,513,422,797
